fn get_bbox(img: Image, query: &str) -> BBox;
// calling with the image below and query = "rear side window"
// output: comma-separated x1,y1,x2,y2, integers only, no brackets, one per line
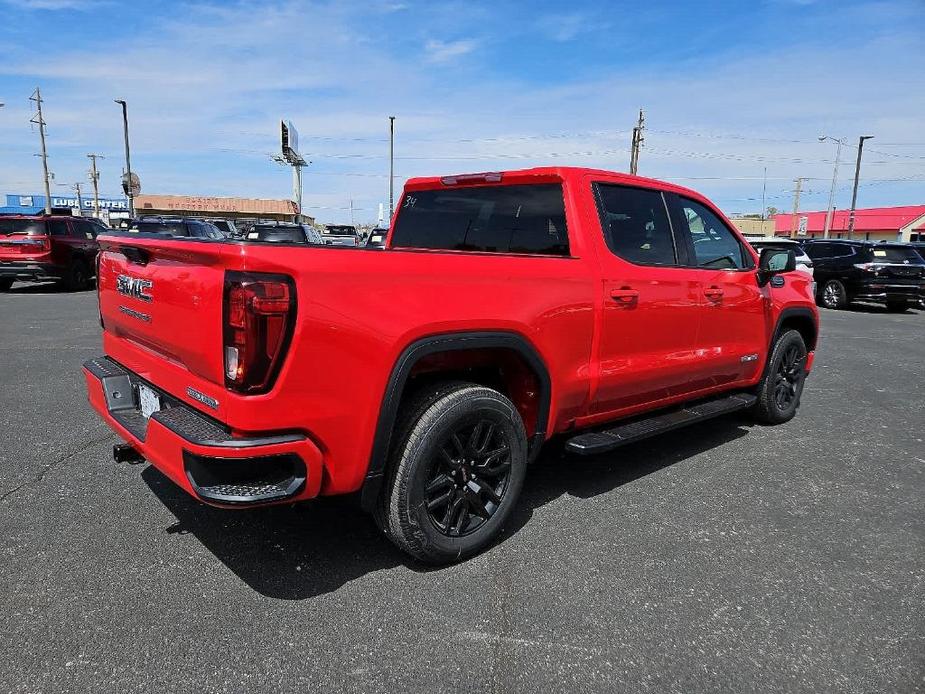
48,220,70,237
676,198,752,270
594,183,676,265
391,184,569,256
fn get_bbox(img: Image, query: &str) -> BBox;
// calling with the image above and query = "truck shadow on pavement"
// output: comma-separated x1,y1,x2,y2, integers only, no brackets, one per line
143,415,751,600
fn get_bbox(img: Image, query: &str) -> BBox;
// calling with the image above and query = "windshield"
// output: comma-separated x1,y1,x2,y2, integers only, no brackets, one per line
323,226,357,236
859,246,924,264
0,219,47,236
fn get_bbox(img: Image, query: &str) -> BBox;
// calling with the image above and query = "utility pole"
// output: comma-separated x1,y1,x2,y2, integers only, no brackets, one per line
388,115,395,221
87,153,103,219
629,109,645,175
30,87,52,215
114,99,134,217
74,182,83,215
819,136,843,239
761,167,767,222
789,177,808,239
847,135,874,239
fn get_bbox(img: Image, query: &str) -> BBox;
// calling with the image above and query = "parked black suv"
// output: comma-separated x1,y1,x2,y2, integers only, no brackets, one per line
802,239,925,311
129,216,225,239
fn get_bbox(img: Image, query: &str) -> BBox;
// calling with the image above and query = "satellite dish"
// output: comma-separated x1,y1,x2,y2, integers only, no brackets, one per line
122,172,140,196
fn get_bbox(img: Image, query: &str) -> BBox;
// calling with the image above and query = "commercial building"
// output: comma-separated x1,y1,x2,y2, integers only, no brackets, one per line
773,205,925,242
1,193,131,225
729,218,775,236
134,194,311,225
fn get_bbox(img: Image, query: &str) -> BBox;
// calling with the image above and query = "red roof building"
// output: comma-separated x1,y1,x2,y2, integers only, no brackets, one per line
774,205,925,242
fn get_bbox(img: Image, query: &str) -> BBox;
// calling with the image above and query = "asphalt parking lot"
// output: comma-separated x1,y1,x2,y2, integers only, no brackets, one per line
0,283,922,693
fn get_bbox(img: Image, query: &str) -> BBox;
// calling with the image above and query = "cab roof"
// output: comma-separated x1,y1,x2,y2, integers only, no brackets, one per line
402,166,707,201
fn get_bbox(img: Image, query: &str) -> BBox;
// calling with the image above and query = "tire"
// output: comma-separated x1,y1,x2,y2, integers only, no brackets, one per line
375,381,528,564
819,279,848,310
752,329,808,425
62,259,90,292
885,300,910,313
0,278,13,291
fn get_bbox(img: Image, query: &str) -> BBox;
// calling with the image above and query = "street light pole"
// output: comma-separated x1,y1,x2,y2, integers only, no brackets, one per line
819,136,843,239
114,99,134,217
847,135,873,239
388,115,395,222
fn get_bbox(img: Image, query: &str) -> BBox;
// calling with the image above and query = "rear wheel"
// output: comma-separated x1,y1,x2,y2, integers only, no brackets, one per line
63,259,90,292
819,279,848,310
375,382,527,564
885,300,911,313
0,278,13,291
752,330,808,425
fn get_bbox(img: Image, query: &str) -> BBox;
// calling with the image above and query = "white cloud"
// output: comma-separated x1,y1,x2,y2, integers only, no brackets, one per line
423,38,479,64
535,13,593,42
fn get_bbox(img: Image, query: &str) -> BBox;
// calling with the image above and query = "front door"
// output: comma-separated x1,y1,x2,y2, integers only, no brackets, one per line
668,194,769,387
590,181,704,415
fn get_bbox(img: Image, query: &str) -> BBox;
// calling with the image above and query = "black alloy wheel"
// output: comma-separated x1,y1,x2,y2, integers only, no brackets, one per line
752,329,808,424
821,280,847,309
375,382,528,564
423,418,512,538
773,342,805,412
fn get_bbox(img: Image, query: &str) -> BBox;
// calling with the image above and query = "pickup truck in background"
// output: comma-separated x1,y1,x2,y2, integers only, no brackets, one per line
83,167,818,563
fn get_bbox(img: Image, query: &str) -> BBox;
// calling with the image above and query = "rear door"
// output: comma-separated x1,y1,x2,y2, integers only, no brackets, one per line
668,194,768,387
97,235,231,385
589,181,704,414
47,219,75,268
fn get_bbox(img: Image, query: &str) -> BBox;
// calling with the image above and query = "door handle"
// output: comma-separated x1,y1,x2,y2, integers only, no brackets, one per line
610,288,639,304
704,286,724,301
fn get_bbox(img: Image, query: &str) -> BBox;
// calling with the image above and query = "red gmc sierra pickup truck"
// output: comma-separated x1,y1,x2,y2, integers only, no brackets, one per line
83,167,818,563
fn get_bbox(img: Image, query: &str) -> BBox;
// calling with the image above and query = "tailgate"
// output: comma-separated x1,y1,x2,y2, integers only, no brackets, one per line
97,235,233,386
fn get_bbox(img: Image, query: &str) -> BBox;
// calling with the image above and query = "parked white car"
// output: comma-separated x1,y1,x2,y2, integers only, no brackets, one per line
747,238,814,279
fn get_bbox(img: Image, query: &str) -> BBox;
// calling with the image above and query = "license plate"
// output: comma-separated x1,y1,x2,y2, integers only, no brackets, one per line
138,383,161,419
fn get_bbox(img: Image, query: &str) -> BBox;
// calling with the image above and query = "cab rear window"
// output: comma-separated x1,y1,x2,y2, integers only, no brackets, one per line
391,184,569,256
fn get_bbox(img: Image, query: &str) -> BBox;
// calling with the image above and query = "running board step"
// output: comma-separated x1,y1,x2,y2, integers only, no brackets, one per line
565,393,757,456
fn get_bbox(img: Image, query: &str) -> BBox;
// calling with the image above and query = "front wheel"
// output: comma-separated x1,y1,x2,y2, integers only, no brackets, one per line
375,382,528,564
752,330,808,425
0,278,13,291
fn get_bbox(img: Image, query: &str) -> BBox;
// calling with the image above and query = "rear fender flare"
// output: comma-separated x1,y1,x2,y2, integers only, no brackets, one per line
359,331,551,511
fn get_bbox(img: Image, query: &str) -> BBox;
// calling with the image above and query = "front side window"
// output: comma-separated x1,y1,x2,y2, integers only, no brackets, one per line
677,198,751,270
594,183,676,265
391,183,569,256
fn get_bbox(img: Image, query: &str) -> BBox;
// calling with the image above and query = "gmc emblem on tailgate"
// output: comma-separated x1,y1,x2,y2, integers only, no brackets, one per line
116,274,153,302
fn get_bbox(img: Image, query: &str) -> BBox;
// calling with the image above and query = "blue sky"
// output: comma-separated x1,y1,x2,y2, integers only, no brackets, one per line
0,0,923,223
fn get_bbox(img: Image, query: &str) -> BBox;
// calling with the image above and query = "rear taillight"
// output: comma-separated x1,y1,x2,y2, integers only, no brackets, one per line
26,235,50,253
223,272,296,394
853,263,879,272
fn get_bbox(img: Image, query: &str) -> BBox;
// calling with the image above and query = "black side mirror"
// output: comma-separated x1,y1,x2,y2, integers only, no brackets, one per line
757,248,796,286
